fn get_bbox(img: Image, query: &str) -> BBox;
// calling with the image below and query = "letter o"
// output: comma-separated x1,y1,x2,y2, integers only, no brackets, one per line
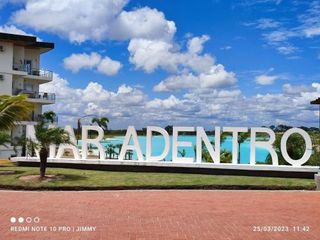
280,128,312,166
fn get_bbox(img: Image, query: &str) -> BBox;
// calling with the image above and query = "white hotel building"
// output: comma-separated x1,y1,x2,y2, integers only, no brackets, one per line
0,32,55,158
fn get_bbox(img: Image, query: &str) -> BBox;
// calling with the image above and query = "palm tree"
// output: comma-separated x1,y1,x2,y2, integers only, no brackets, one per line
0,94,33,131
26,122,71,179
201,136,231,163
105,144,116,159
125,150,134,160
41,110,57,124
220,149,232,163
178,149,187,157
0,132,12,148
237,132,250,164
91,117,109,132
0,95,32,159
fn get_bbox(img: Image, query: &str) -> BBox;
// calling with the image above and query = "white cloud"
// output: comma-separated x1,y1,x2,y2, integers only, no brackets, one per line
304,27,320,38
299,1,320,38
187,35,210,54
244,2,320,56
153,65,236,92
63,52,101,73
117,84,133,94
128,36,236,92
282,83,313,95
220,46,232,50
63,52,122,76
109,7,176,41
255,74,280,85
128,37,215,74
0,24,41,41
276,45,298,55
146,95,183,110
244,18,280,29
11,0,175,43
97,57,122,76
40,74,320,128
256,18,281,29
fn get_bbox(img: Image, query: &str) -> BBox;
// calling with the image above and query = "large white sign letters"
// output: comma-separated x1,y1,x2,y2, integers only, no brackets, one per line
26,125,314,167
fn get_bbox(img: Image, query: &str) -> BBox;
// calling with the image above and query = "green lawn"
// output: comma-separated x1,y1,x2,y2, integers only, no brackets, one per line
0,163,316,190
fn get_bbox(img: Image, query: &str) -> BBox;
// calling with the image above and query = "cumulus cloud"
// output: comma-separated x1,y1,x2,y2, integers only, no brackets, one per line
255,74,280,85
128,36,214,74
63,52,122,76
40,74,320,128
11,0,175,43
187,35,210,54
128,35,236,92
109,7,176,41
282,83,314,95
96,57,123,76
154,65,236,92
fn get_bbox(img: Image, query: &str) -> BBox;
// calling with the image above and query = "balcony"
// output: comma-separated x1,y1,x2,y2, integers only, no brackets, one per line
13,89,56,104
12,64,53,81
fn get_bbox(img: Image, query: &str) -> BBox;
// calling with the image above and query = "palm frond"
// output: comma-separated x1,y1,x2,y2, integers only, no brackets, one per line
0,94,33,131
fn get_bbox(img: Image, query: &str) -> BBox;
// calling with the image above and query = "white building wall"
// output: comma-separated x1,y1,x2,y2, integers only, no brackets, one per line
0,42,13,73
24,48,40,70
13,45,24,70
12,75,24,94
0,74,13,95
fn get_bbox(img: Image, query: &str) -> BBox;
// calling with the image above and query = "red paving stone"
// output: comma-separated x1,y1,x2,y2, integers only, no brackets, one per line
0,190,319,240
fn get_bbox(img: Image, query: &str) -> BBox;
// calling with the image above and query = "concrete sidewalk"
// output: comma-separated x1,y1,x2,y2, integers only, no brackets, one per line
0,190,319,240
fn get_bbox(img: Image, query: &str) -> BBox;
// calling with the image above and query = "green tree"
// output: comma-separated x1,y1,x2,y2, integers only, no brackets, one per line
26,122,71,178
41,110,57,124
164,125,173,135
266,133,320,166
237,132,250,164
220,149,232,163
201,136,231,163
105,144,116,159
91,117,109,132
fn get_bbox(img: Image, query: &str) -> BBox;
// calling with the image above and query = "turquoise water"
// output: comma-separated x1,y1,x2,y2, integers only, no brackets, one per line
99,136,269,164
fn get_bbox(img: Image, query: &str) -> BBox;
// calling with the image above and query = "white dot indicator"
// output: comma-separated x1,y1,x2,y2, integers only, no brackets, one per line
34,217,40,223
10,217,16,223
18,217,24,223
26,217,32,223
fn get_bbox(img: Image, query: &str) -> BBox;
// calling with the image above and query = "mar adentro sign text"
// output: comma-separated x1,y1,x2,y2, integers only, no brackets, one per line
24,125,315,167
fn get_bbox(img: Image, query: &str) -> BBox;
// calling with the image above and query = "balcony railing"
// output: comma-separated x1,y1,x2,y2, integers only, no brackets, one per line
12,64,53,80
13,89,56,101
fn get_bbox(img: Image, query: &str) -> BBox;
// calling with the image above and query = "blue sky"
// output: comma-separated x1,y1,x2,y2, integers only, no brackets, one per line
0,0,319,128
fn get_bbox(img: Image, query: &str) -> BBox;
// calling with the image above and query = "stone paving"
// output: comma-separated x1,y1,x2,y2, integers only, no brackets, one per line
0,190,319,240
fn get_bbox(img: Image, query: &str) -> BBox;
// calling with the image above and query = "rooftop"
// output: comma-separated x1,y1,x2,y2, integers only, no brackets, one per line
0,32,54,53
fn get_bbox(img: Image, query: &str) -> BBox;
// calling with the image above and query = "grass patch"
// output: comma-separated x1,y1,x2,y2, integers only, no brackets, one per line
0,163,316,190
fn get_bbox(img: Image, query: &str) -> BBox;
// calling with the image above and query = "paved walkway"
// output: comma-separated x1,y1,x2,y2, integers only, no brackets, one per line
0,190,319,240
